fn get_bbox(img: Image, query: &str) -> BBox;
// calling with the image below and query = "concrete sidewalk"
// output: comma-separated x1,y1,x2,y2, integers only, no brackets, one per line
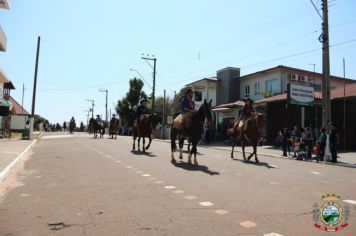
0,138,37,183
157,139,356,168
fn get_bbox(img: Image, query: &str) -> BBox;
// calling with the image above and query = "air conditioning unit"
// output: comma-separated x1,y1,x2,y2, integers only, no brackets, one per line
299,75,308,83
289,73,298,81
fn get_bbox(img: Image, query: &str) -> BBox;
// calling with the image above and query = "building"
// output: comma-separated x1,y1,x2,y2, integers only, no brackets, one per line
184,65,355,143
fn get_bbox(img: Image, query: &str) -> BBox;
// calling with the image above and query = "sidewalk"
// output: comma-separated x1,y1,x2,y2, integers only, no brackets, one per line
0,134,39,183
156,139,356,168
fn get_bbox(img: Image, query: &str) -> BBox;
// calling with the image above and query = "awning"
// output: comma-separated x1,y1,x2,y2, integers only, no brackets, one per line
0,98,10,107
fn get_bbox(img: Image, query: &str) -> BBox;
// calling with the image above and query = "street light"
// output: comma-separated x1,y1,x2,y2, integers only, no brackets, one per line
86,99,94,118
129,68,153,89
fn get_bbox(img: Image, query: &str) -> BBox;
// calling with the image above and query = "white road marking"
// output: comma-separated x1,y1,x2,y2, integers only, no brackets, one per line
311,171,321,175
136,171,143,174
1,151,21,155
239,221,257,228
214,209,229,215
184,195,197,200
142,174,151,177
199,201,214,207
343,199,356,205
164,186,176,189
105,155,111,158
20,193,29,197
174,190,184,194
115,160,121,163
264,233,283,236
155,181,164,184
270,182,280,185
269,165,278,168
126,166,133,169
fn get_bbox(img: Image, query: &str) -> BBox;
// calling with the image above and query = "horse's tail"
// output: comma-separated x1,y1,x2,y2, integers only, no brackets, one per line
170,127,178,152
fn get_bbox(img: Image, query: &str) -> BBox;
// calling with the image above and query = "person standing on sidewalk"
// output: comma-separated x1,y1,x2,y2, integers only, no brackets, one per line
316,127,327,163
291,125,301,157
282,128,290,157
328,122,338,163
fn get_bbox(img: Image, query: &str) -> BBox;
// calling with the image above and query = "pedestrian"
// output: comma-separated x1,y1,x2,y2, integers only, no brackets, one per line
281,128,290,157
328,122,338,163
316,127,327,163
291,125,301,157
274,130,283,148
304,127,313,159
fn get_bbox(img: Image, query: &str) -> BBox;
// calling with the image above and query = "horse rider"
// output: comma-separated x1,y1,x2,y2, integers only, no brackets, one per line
96,114,102,124
110,114,118,125
135,98,149,124
237,96,256,133
179,87,196,131
70,116,75,125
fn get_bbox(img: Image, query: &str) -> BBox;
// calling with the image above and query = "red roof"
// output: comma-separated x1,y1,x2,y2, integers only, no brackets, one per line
330,83,356,99
8,96,29,115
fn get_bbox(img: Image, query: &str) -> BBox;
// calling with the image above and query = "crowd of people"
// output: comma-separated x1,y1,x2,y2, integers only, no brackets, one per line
275,122,338,163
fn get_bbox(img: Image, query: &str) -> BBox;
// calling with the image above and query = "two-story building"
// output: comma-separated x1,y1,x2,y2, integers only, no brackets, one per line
185,65,356,146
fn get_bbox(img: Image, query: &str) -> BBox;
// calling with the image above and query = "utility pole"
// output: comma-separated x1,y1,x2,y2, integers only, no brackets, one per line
21,83,25,115
320,0,331,127
141,54,157,113
162,89,166,139
86,99,94,118
343,58,346,152
31,36,41,116
99,88,108,121
308,63,317,131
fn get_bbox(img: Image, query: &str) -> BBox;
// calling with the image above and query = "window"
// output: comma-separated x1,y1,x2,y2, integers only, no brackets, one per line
245,85,250,96
195,90,202,101
265,79,279,95
254,82,260,95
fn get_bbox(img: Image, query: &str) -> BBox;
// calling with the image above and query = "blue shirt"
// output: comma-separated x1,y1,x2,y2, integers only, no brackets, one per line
181,96,195,112
136,105,149,118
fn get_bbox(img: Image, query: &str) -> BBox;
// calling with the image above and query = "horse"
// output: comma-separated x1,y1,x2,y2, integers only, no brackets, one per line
89,118,105,138
229,113,264,163
108,119,120,139
132,114,153,152
69,121,76,134
170,99,213,165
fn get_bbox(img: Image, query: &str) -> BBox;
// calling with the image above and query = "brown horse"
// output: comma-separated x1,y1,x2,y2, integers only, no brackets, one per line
109,119,120,139
170,99,213,165
132,114,153,152
89,118,105,139
229,113,264,163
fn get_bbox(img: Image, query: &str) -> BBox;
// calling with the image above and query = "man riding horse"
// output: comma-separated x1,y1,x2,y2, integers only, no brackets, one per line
236,96,256,138
136,98,149,124
174,88,196,133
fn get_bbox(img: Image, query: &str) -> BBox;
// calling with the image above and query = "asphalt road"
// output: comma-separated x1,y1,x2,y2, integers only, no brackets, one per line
0,134,355,236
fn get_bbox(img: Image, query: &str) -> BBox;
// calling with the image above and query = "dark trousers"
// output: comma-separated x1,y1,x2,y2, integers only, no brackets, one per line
329,143,337,163
282,141,288,156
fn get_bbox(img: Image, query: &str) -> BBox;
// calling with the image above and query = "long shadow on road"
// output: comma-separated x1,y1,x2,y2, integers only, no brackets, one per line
231,158,277,169
171,161,220,176
131,150,157,157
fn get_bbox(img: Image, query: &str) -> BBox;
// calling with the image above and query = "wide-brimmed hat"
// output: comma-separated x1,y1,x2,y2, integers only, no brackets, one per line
244,96,254,104
112,114,116,117
139,98,148,104
185,87,193,94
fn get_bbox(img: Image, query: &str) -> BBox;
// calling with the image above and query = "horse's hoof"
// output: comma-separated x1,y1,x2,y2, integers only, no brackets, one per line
179,155,183,160
171,159,176,163
194,160,198,165
188,160,192,164
255,160,259,163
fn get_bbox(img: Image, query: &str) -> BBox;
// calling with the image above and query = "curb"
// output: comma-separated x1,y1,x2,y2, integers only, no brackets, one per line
154,139,356,168
0,139,37,183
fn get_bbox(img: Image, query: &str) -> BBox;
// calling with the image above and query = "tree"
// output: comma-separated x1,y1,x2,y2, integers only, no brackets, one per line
116,78,147,126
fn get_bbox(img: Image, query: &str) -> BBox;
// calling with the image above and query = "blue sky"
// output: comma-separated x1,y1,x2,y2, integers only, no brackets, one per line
1,0,356,124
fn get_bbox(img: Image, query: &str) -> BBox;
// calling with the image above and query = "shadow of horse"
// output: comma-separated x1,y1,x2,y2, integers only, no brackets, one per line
130,150,157,157
231,158,277,169
171,161,220,176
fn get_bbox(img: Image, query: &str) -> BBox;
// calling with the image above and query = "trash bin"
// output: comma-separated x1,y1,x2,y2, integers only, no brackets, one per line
22,128,30,140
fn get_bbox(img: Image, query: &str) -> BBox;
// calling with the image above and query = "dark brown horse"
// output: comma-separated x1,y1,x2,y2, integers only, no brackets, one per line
132,114,153,152
109,119,120,139
229,113,264,163
89,118,105,139
170,99,213,165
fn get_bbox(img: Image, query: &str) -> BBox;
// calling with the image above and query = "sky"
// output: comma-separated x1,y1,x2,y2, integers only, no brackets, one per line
1,0,356,125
